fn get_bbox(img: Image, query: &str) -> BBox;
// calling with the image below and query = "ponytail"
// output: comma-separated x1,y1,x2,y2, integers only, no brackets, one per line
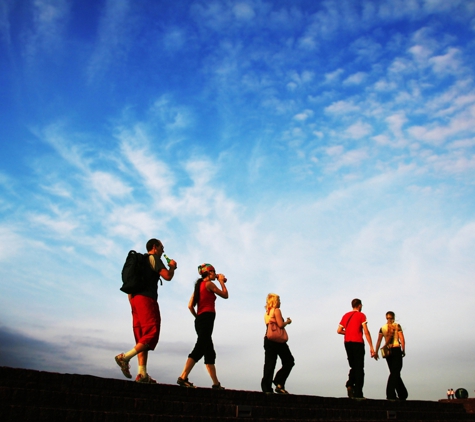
192,278,204,307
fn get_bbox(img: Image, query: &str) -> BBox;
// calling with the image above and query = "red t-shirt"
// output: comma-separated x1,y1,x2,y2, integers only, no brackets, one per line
339,311,367,343
197,281,216,314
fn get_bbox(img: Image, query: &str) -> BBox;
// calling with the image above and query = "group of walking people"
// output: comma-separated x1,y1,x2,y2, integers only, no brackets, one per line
114,238,407,400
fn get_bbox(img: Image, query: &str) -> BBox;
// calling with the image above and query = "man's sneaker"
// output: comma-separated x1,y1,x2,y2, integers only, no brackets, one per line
212,383,225,390
274,385,289,394
115,353,132,379
135,374,157,384
177,377,195,388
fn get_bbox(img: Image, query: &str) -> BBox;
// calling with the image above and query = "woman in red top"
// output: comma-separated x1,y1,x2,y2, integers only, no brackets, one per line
177,263,228,389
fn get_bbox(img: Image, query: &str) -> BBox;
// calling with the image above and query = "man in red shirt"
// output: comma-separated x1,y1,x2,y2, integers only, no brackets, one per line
337,298,375,399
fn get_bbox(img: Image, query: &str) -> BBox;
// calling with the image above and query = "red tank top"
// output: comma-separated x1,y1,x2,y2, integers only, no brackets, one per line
198,281,216,314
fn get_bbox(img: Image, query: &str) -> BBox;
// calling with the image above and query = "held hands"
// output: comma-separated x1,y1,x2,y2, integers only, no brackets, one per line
217,273,227,283
285,317,292,325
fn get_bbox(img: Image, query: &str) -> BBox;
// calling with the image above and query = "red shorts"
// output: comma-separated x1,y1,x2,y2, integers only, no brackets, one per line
130,295,161,350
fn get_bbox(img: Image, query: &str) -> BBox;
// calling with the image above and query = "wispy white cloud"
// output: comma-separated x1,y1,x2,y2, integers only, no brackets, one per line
149,96,194,134
429,47,463,75
232,2,256,21
0,227,23,262
350,36,383,62
23,0,69,61
36,122,92,172
343,71,367,85
293,109,314,121
345,120,372,139
289,70,314,86
39,182,73,198
89,171,132,201
328,147,369,171
87,0,132,82
408,104,475,145
324,68,344,83
28,209,78,237
386,112,408,139
324,100,360,114
120,139,175,205
190,1,234,30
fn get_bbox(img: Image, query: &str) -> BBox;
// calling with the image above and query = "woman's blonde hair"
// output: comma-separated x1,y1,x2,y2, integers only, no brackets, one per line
265,293,280,313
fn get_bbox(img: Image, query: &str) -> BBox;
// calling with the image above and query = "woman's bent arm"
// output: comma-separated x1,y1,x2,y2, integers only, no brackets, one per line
188,293,197,317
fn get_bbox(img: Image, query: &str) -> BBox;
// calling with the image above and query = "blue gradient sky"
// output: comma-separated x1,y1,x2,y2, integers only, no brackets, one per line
1,0,475,400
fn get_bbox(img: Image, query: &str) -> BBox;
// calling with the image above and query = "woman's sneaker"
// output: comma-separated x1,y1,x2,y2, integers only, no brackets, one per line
177,377,195,388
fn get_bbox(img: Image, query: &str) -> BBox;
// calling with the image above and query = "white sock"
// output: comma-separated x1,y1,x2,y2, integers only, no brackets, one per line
138,365,147,376
123,348,138,361
139,365,147,376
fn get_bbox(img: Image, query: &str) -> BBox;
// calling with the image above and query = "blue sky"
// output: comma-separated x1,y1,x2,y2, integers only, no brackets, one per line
1,0,475,400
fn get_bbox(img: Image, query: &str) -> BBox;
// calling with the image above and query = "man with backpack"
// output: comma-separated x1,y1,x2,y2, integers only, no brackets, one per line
115,238,177,383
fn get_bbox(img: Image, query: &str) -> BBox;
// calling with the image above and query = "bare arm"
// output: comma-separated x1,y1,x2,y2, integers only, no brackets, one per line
206,275,228,299
149,254,177,281
187,293,197,318
374,331,383,352
274,308,292,328
373,331,383,360
363,323,375,357
398,329,406,354
337,325,345,335
159,259,177,281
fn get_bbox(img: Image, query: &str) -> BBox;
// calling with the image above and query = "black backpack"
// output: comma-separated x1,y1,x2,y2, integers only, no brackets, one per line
120,250,149,294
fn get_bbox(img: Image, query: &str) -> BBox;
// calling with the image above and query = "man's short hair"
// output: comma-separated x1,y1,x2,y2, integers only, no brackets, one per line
351,298,362,308
146,238,162,252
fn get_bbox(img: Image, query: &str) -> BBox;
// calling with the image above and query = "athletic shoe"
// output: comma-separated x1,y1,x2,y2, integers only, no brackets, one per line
347,386,354,399
135,374,157,384
177,377,195,388
274,385,289,394
115,353,132,379
212,383,225,390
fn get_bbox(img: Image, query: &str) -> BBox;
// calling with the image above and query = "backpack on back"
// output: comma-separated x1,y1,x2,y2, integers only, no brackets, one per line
120,250,148,294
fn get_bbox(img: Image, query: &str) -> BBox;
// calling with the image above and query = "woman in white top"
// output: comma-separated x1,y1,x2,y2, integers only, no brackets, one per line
374,311,408,400
261,293,294,394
